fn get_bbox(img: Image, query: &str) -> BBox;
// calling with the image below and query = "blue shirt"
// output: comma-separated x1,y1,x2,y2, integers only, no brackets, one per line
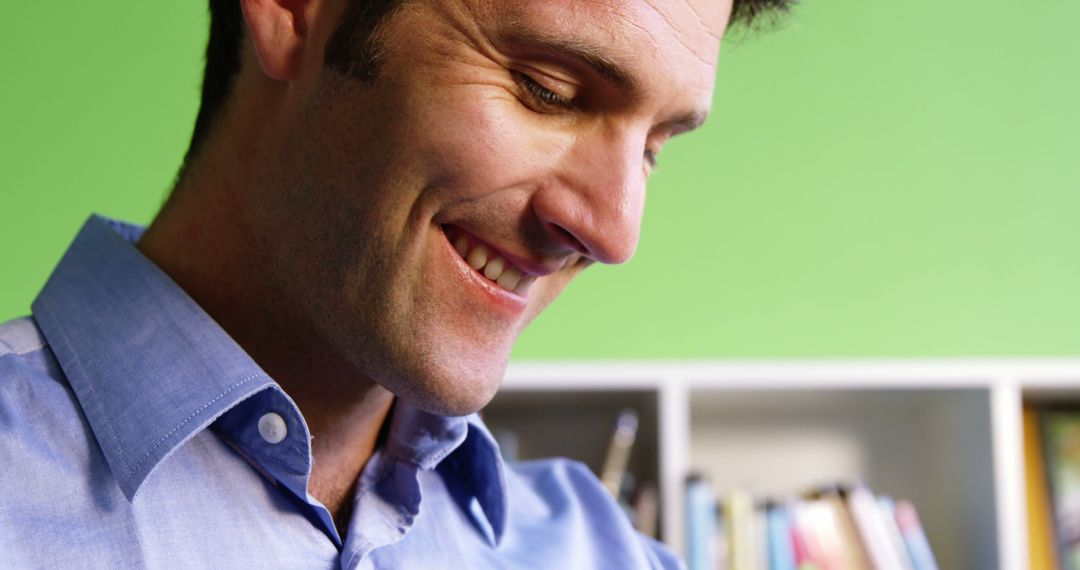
0,215,679,569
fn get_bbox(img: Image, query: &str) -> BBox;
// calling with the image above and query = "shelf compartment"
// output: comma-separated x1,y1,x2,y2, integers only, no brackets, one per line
688,387,996,570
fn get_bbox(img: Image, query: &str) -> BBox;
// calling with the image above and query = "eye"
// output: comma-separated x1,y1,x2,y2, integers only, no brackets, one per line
513,71,574,111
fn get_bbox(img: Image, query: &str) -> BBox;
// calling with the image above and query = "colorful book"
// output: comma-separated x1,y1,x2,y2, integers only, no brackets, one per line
707,483,936,570
754,503,769,570
795,499,839,570
1025,407,1060,570
877,496,915,570
1040,410,1080,569
686,475,718,570
819,488,872,570
716,506,730,570
846,484,907,570
788,505,820,570
726,490,755,570
893,500,939,570
766,503,798,570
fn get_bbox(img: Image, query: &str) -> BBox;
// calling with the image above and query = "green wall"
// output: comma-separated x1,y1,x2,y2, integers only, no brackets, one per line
3,2,1078,358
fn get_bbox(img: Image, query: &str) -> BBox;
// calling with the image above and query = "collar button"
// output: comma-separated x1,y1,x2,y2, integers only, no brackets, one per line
257,412,288,444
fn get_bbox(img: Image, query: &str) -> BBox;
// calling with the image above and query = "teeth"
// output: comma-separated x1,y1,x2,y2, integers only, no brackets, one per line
483,257,505,280
466,245,488,270
454,236,469,257
496,268,521,290
514,276,535,295
449,230,533,295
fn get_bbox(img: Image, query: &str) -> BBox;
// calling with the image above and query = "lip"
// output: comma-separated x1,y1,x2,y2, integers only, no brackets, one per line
442,224,562,278
440,226,529,315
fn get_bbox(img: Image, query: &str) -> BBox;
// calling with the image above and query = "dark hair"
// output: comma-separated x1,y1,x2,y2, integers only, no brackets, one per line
183,0,404,165
731,0,796,28
183,0,794,164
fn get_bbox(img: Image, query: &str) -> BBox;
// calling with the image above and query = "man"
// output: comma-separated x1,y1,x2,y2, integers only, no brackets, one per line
0,0,789,567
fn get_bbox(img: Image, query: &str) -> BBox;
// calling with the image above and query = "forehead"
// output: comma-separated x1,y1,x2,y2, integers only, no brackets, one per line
471,0,729,110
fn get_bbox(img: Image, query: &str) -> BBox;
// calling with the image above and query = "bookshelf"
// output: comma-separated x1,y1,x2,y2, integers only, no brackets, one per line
483,360,1080,570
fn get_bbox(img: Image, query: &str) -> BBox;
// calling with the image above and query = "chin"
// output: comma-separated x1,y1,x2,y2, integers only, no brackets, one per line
382,349,508,417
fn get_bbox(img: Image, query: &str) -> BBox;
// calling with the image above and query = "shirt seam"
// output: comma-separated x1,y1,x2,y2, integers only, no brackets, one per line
128,372,266,476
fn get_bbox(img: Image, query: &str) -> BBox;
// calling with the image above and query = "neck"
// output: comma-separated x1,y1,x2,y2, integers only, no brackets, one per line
138,146,395,523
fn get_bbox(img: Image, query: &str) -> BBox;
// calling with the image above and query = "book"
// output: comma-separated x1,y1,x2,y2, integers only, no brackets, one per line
846,484,909,570
788,503,819,570
766,503,798,570
687,480,937,570
1025,407,1060,570
716,505,731,570
726,489,755,570
818,488,872,570
876,496,915,570
686,475,719,570
893,500,938,570
1040,410,1080,568
790,500,828,569
754,503,769,570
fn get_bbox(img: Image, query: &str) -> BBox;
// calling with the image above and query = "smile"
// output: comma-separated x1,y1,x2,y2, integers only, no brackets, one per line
443,225,536,296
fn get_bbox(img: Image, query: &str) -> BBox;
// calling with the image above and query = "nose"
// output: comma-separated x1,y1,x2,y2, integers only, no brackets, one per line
532,130,647,265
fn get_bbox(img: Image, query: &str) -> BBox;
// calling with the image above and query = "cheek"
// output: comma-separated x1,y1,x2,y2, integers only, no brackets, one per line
413,91,570,195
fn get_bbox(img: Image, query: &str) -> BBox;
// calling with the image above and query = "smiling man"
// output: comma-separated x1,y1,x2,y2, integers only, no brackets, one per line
0,0,789,568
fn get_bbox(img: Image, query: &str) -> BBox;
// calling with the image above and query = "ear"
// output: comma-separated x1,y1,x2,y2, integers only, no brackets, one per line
240,0,311,81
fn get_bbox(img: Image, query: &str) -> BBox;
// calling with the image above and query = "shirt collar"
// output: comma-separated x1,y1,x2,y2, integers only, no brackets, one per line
32,215,275,500
32,214,509,537
383,397,508,543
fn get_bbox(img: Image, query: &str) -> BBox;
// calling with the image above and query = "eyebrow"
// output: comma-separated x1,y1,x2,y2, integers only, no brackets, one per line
497,27,710,135
658,110,709,135
498,29,641,94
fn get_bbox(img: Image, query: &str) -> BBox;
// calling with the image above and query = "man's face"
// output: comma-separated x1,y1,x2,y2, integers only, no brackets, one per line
251,0,728,414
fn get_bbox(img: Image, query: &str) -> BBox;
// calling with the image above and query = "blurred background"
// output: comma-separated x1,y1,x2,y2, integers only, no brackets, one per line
2,2,1078,356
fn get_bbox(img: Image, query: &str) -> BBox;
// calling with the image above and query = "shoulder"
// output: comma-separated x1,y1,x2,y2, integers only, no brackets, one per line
503,458,684,569
0,315,68,396
0,315,124,561
0,315,65,394
0,314,84,455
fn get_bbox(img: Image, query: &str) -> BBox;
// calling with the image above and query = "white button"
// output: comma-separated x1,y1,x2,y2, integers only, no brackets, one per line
258,412,288,444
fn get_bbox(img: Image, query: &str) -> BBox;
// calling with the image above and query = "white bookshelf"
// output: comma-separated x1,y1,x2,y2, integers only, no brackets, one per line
484,360,1080,570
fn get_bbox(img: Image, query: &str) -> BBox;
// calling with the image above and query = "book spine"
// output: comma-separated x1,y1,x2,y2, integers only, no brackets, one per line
821,490,872,570
791,500,827,569
894,500,939,570
877,496,915,570
1025,407,1060,570
686,476,718,570
767,504,798,570
727,490,755,570
846,485,904,570
754,504,769,570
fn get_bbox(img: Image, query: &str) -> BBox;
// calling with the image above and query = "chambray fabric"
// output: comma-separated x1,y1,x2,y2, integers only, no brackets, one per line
0,215,679,569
